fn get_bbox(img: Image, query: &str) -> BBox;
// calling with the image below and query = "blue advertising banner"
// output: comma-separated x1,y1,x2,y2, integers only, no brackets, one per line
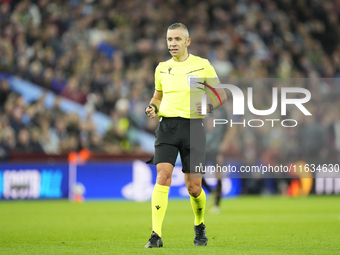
76,160,241,201
0,160,241,200
0,163,69,199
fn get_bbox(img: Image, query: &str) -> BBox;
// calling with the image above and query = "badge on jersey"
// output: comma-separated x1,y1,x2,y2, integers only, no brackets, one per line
188,75,198,88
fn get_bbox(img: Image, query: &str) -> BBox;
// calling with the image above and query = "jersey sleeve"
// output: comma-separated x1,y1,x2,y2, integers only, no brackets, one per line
204,60,220,88
155,64,162,91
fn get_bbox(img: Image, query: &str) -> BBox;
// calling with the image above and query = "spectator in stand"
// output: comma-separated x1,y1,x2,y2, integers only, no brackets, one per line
0,122,16,160
62,76,87,104
15,128,33,152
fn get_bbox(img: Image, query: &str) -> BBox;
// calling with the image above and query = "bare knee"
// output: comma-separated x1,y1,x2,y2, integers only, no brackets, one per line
156,171,171,186
186,182,202,197
185,173,202,197
156,163,173,186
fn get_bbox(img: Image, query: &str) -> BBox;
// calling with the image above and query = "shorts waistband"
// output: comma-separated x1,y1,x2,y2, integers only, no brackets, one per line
162,117,188,120
162,117,203,121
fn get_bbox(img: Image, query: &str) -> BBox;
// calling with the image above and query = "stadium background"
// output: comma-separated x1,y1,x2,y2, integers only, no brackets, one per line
1,0,339,200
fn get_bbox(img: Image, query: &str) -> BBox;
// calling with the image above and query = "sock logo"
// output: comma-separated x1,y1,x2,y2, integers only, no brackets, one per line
155,205,161,210
198,208,203,211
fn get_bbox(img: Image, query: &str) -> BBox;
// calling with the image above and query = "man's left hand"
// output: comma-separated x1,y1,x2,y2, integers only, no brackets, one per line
196,102,208,115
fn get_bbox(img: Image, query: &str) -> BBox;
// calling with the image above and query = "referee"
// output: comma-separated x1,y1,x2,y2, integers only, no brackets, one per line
145,23,227,248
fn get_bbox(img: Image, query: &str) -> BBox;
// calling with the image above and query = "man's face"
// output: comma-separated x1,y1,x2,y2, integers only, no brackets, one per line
166,28,191,58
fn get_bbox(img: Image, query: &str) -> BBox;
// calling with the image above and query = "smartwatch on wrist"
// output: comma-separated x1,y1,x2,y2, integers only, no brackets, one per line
150,103,158,113
145,103,159,115
208,103,213,113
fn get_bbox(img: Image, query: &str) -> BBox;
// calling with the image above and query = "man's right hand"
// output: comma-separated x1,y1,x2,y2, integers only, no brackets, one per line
145,105,156,118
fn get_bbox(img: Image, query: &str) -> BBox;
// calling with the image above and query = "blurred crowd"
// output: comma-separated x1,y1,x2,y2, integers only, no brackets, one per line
0,0,340,165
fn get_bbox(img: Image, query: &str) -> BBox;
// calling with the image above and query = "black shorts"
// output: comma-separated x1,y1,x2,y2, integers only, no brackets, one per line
146,117,206,173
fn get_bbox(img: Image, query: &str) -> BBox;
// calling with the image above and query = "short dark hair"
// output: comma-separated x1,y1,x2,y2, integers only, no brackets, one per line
168,23,189,38
168,23,188,31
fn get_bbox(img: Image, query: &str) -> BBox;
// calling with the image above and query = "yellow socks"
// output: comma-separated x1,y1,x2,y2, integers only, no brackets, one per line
151,185,205,235
190,188,206,225
151,184,169,237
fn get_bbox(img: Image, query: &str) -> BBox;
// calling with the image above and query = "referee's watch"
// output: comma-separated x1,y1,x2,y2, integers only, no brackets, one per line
208,103,213,113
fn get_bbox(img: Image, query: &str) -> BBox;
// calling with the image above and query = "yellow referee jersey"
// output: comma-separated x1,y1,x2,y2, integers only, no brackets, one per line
155,54,220,119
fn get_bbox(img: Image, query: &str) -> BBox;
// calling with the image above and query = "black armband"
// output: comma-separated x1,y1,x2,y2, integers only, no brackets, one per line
208,103,213,113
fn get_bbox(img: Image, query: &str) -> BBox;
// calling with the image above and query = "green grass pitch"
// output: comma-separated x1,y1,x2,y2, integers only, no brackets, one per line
0,196,339,254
